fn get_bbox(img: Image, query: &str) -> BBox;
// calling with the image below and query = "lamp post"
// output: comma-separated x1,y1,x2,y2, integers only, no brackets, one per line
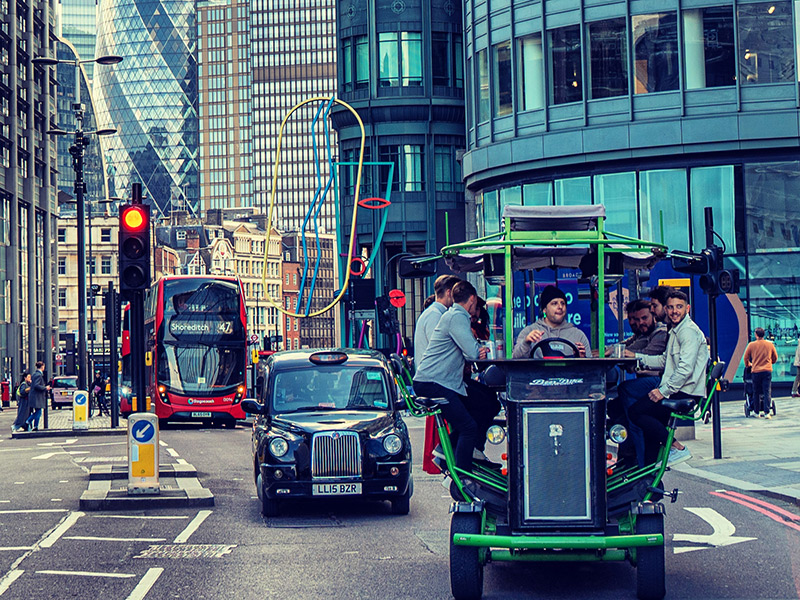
33,52,122,392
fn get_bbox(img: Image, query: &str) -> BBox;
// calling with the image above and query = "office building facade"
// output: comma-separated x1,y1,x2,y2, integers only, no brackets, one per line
333,0,467,347
462,0,800,382
94,0,199,217
250,0,338,233
0,0,59,377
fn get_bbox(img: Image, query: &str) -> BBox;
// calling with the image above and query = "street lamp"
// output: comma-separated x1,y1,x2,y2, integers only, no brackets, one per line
33,52,123,392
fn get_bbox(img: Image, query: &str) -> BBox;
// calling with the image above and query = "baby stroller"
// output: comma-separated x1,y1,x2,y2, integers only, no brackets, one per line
744,366,776,417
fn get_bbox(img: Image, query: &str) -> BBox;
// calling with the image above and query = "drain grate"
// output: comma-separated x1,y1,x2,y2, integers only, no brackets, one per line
134,544,236,559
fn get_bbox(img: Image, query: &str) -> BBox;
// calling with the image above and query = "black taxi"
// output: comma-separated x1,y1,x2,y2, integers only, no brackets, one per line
241,349,413,517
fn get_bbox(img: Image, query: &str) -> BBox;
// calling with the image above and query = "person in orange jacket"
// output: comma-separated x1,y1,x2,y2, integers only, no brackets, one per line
743,327,778,418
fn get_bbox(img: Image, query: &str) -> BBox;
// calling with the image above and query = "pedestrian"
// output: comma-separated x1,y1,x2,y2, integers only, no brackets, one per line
792,338,800,398
25,361,50,431
743,327,778,418
11,371,31,432
91,371,109,416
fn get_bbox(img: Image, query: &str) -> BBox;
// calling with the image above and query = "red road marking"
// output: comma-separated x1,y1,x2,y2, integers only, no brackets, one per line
711,490,800,533
719,489,800,522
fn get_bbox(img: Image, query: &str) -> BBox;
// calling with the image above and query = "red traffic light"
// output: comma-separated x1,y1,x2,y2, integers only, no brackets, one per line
121,205,147,232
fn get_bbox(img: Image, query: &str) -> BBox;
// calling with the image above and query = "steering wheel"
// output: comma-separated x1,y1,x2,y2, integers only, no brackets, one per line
529,338,580,359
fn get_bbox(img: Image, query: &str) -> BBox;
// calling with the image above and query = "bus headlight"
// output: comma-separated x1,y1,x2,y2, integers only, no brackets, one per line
269,437,289,458
608,424,628,444
486,424,506,445
383,434,403,455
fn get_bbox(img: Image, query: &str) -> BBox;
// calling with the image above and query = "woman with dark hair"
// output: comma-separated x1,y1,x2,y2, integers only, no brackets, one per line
11,371,31,432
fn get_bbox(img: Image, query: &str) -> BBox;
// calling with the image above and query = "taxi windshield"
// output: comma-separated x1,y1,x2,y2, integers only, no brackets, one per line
271,365,390,413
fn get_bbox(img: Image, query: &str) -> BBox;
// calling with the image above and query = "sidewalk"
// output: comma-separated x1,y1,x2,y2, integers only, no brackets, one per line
673,392,800,505
4,406,125,437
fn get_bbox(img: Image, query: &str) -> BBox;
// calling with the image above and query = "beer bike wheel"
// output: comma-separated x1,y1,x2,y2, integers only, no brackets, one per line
636,512,666,600
450,512,484,600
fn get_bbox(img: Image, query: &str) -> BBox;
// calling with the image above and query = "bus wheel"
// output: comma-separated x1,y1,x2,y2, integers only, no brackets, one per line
223,420,236,429
450,512,484,600
636,512,666,600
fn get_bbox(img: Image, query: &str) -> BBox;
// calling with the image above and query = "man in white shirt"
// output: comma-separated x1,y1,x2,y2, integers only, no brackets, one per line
414,274,460,361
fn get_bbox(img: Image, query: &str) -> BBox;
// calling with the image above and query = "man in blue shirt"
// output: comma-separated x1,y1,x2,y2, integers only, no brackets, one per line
414,280,488,475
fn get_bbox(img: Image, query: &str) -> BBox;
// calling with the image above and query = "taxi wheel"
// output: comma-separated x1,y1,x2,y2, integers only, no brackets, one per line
636,512,665,600
390,478,412,515
257,473,279,517
450,512,484,600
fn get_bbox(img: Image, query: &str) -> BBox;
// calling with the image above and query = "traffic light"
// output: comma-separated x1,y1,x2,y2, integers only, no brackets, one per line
375,295,398,335
674,246,741,297
119,203,151,295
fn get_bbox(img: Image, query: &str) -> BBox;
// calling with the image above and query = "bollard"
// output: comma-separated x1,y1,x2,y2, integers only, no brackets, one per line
127,412,159,495
73,390,89,430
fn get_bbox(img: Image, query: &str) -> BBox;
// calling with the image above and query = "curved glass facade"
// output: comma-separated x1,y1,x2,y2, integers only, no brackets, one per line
94,0,199,216
463,0,800,384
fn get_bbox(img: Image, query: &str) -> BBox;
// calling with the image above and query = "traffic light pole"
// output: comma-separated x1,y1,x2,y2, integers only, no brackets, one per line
705,208,723,459
106,282,119,428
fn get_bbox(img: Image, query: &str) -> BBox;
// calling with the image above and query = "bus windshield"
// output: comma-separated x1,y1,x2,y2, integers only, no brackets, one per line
157,278,245,396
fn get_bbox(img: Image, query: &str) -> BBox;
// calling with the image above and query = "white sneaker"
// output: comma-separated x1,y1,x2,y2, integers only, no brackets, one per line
431,444,445,460
667,447,692,466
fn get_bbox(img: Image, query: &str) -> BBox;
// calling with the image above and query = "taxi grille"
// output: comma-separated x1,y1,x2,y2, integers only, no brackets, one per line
311,431,362,478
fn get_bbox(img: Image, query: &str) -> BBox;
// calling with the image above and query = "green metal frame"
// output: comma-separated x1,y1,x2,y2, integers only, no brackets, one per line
439,212,668,356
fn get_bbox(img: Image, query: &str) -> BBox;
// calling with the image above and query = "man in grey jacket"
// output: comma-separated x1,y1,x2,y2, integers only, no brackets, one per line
627,290,709,466
414,274,460,361
512,285,591,358
414,280,488,475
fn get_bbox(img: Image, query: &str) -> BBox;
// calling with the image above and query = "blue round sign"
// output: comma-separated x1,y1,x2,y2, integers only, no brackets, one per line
74,392,88,405
131,420,155,444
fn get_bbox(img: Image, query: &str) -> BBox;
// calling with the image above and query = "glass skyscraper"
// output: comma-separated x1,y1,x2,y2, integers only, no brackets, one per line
58,0,98,80
94,0,199,217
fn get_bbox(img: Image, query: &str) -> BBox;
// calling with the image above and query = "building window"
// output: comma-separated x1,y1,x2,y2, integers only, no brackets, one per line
683,7,735,89
639,169,690,252
177,230,187,241
476,49,489,122
379,144,424,192
587,18,628,99
554,177,591,206
492,41,513,116
58,228,66,243
57,256,66,275
58,288,66,307
517,34,544,111
101,257,112,275
342,35,369,92
100,228,111,243
745,161,800,252
738,1,794,85
434,146,461,192
59,320,67,333
378,32,422,87
549,25,583,105
432,32,463,88
594,173,638,238
632,13,679,94
87,257,96,275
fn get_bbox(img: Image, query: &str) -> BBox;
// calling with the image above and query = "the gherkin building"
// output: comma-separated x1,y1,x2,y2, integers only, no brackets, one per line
94,0,199,216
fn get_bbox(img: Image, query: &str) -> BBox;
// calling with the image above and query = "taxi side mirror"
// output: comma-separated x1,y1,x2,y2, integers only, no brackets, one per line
241,399,265,415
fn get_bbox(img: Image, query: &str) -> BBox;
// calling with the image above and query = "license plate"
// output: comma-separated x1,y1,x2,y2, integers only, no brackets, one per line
312,483,362,496
193,412,212,418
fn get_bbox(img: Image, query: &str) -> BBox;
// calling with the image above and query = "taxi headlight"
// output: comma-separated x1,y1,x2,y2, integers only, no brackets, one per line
486,424,506,445
269,437,289,458
383,434,403,455
609,424,628,444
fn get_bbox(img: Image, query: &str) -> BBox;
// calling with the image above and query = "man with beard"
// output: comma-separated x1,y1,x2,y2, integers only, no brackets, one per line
647,285,674,325
609,299,668,463
512,285,590,358
627,291,708,466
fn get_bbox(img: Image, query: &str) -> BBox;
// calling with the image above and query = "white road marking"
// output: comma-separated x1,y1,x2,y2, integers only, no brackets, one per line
36,570,136,578
0,569,24,596
673,507,756,554
50,499,62,502
173,510,212,543
66,451,90,455
0,509,68,515
12,483,23,485
31,452,59,460
0,547,33,552
91,515,188,520
58,480,69,483
40,511,83,548
0,501,9,504
64,536,167,542
38,439,77,447
176,458,188,465
125,567,164,600
166,448,179,457
159,440,168,447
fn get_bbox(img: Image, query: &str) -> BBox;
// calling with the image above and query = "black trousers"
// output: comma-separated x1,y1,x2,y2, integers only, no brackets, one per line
463,379,501,452
413,381,478,474
751,370,773,414
629,392,699,465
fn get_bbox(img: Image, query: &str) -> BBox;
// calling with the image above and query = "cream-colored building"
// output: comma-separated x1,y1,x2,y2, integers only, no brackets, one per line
56,212,120,372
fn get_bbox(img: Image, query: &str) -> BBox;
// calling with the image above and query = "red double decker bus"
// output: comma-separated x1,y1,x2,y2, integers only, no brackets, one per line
143,275,248,427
